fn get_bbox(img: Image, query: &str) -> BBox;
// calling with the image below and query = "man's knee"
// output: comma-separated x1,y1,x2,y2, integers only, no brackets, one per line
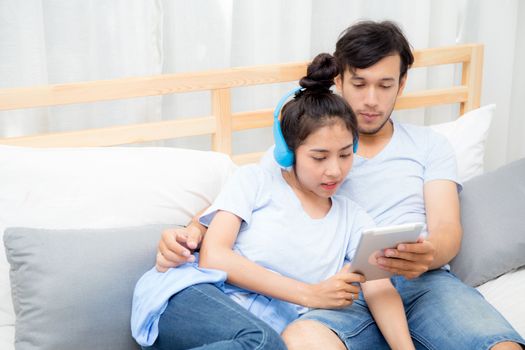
490,341,523,350
282,320,345,350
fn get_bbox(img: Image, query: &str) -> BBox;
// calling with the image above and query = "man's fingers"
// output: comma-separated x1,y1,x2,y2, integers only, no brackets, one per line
185,228,202,250
155,251,185,271
384,251,421,262
172,231,193,255
378,256,414,270
377,256,428,278
396,239,433,254
157,229,195,264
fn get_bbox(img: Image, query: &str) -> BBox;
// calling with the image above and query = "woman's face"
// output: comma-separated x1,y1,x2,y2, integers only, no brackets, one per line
293,120,355,198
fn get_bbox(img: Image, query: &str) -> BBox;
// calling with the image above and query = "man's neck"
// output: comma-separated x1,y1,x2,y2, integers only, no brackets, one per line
357,120,394,159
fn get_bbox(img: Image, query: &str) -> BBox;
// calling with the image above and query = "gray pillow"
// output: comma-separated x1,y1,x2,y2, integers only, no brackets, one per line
4,224,175,350
450,158,525,287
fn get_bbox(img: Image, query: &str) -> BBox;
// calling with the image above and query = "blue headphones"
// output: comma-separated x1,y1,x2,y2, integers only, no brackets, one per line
273,87,359,167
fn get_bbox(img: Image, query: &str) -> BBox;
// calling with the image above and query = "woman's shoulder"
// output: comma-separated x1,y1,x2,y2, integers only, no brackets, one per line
231,164,280,199
236,163,276,181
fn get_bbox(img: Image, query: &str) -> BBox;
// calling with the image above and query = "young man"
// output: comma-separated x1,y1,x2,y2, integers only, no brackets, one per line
156,21,524,350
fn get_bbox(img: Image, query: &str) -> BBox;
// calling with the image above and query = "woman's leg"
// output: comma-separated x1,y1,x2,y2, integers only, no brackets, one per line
288,296,391,350
282,320,346,350
145,283,287,350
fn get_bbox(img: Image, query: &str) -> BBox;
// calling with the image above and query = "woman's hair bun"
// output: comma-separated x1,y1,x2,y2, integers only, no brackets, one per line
299,53,338,92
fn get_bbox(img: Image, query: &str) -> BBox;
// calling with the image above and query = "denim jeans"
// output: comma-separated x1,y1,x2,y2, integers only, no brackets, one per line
143,283,287,350
299,269,525,349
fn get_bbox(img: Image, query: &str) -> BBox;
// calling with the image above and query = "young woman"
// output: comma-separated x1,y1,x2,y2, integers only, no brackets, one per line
133,53,415,350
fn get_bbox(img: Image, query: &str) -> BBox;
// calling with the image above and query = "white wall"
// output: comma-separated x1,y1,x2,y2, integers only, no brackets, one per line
0,0,523,170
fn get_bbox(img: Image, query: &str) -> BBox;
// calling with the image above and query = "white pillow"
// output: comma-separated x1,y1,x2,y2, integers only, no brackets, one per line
430,104,494,182
0,145,237,332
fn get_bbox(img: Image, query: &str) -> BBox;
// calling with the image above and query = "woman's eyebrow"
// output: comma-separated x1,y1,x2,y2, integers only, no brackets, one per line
309,143,353,153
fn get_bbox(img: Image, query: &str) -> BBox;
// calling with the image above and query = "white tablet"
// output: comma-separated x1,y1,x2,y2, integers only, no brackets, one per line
349,222,425,281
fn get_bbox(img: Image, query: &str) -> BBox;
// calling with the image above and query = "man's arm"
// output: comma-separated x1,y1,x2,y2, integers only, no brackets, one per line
423,180,462,268
156,207,208,272
377,180,462,279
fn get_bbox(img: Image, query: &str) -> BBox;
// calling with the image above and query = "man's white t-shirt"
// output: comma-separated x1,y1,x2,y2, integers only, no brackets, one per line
341,120,461,236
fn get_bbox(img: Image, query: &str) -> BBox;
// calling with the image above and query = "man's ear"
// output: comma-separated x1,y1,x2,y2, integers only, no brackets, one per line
397,74,408,97
334,74,343,93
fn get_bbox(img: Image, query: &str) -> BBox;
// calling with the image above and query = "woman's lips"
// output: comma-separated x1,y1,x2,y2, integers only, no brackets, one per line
321,182,338,191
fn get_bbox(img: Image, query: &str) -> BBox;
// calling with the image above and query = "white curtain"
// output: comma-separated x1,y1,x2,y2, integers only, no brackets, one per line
0,0,523,170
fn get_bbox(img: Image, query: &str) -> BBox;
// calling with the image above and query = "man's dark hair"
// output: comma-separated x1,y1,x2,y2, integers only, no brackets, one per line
334,20,414,79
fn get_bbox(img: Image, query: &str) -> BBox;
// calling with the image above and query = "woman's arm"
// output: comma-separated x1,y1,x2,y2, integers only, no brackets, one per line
199,210,363,309
361,279,415,350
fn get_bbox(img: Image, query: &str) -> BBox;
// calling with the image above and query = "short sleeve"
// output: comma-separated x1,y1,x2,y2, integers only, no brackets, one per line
199,165,268,227
345,204,375,261
259,145,292,174
259,146,275,172
424,130,462,190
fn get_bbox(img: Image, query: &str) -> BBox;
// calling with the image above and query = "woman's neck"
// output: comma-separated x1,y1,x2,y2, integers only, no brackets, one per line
282,170,332,219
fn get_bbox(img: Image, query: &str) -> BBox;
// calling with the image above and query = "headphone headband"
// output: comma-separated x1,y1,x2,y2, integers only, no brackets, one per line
272,86,358,168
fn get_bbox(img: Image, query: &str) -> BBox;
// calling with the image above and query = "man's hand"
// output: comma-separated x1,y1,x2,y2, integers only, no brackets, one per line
156,225,204,272
376,237,436,279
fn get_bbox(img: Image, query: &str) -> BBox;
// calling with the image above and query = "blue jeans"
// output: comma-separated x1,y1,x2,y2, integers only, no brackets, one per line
299,269,525,349
144,283,287,350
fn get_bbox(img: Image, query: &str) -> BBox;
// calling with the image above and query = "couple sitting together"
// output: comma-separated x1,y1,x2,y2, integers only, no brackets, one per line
132,20,525,350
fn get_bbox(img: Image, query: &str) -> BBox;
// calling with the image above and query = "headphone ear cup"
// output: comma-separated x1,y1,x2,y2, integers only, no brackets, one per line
273,121,294,167
272,87,302,167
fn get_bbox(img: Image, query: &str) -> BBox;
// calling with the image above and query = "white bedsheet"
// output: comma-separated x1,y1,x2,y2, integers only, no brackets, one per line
477,266,525,338
1,269,523,349
0,325,13,350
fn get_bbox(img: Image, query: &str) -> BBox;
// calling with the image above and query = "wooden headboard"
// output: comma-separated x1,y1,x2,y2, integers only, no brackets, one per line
0,44,483,164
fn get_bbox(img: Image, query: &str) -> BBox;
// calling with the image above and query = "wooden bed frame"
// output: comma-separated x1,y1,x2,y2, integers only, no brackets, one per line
0,44,483,164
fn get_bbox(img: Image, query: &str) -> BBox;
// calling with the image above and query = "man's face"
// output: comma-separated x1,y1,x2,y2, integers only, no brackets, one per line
335,54,406,135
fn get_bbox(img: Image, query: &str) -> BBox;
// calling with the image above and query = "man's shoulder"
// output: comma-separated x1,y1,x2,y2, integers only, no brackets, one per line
395,120,430,135
394,120,448,145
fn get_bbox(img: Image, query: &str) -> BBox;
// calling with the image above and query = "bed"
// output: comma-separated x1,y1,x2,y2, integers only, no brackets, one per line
1,43,524,349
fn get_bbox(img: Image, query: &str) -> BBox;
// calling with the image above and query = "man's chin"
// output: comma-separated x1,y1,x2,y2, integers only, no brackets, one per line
358,118,392,135
358,126,382,135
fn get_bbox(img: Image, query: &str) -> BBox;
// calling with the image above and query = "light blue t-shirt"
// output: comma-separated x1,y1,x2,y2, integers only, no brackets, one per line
340,121,461,236
261,120,461,238
131,164,374,343
200,164,375,284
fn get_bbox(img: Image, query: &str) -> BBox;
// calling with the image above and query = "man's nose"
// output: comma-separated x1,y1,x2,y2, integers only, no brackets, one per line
364,87,378,107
